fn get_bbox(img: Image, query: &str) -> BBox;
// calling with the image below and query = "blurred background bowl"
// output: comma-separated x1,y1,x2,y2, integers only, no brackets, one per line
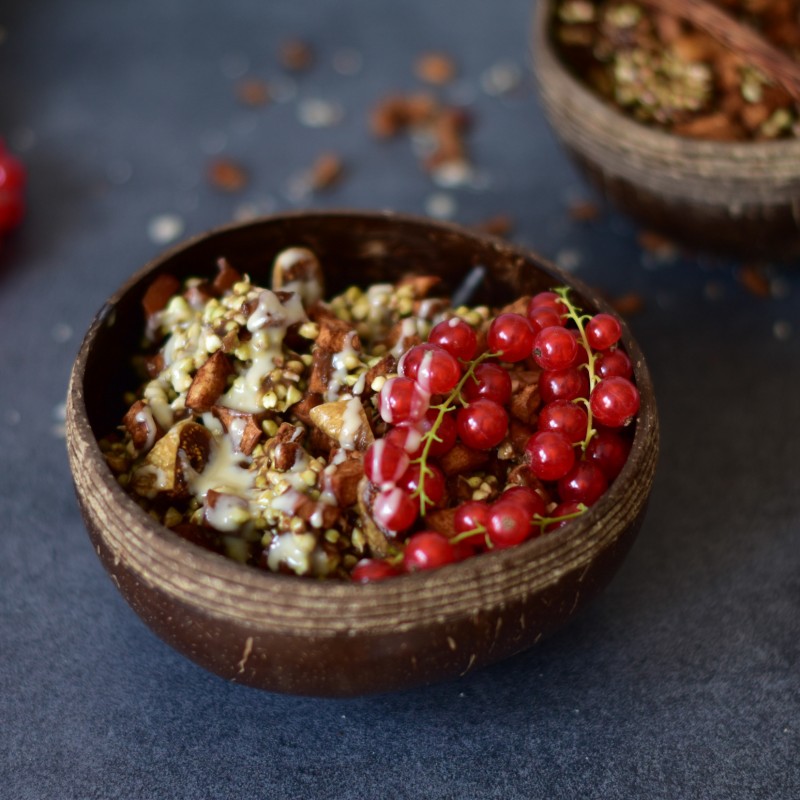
66,210,659,697
532,0,800,261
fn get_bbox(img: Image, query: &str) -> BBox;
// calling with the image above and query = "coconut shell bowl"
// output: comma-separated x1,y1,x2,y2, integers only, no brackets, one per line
66,210,659,697
532,0,800,260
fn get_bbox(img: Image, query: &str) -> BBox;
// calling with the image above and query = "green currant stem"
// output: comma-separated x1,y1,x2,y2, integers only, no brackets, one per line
532,503,588,533
554,287,599,455
450,524,491,550
412,350,498,516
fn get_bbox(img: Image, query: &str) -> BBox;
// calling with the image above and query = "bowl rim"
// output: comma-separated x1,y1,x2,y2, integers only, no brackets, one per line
531,0,800,164
66,208,659,635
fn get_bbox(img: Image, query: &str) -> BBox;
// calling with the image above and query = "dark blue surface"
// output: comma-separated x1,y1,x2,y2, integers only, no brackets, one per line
1,1,798,797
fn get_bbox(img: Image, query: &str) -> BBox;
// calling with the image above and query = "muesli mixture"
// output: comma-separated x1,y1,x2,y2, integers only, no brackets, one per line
101,247,638,581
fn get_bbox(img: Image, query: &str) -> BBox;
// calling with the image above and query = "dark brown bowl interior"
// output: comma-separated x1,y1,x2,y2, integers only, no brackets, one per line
66,210,659,697
532,0,800,260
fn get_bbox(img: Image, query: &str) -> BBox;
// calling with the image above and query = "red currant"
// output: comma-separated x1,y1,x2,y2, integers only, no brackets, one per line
585,429,631,480
528,291,565,313
487,313,536,363
403,531,456,572
363,439,410,488
586,313,622,351
399,343,461,394
428,317,477,361
456,399,508,450
0,150,25,193
379,376,430,424
557,461,608,506
399,462,446,510
527,305,564,335
453,500,490,551
486,500,533,548
351,558,400,582
545,500,585,533
537,399,589,444
372,486,418,531
525,430,576,481
417,408,458,457
539,367,590,404
533,326,579,371
567,329,590,368
500,485,547,518
462,362,512,406
590,376,640,428
596,349,633,381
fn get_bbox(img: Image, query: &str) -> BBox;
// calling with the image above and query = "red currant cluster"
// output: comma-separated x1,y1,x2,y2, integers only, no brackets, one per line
352,287,639,582
0,141,25,240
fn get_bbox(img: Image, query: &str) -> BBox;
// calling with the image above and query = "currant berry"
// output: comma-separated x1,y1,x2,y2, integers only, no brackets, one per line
372,486,418,532
533,326,579,371
586,313,622,351
528,291,565,313
557,461,608,506
456,399,508,450
403,531,456,572
527,305,564,335
537,399,589,444
567,329,590,368
379,376,430,424
585,429,631,480
416,408,458,457
525,430,576,482
428,317,478,361
486,500,533,548
462,362,512,406
384,424,424,459
590,376,640,428
500,485,547,518
399,462,446,511
487,313,536,363
596,349,633,381
539,367,590,404
363,439,410,488
545,500,585,533
399,343,461,394
351,558,400,582
453,500,491,552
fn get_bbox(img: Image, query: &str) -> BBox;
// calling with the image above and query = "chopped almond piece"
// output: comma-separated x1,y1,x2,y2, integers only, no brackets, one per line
323,456,365,508
509,383,541,426
142,273,180,319
207,158,249,192
213,257,242,294
185,351,233,413
425,508,457,538
123,400,163,452
415,52,457,85
439,443,490,476
211,406,267,455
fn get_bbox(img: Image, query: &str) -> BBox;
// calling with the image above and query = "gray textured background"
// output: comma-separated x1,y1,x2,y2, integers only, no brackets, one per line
1,1,799,798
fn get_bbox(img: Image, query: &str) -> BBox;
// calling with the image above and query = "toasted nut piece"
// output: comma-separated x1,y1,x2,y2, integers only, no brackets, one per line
291,392,322,426
363,354,396,395
183,281,215,310
425,508,457,538
498,296,531,317
123,400,163,452
143,352,165,379
316,316,361,353
295,497,340,530
509,382,541,426
309,398,374,451
213,257,242,294
396,274,443,299
356,477,391,557
131,420,211,499
439,443,490,476
204,489,250,532
142,273,181,319
508,420,536,457
185,351,233,412
322,454,365,508
415,52,457,85
272,246,324,306
211,405,268,455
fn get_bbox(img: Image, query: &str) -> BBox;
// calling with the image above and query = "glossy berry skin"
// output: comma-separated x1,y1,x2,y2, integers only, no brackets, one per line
384,424,424,459
537,399,589,444
379,376,430,424
453,500,491,552
399,343,461,394
0,191,24,231
462,362,512,406
586,429,631,481
372,486,418,532
500,485,547,518
586,313,622,351
416,408,458,457
363,439,410,488
486,500,533,548
528,291,565,313
545,501,585,533
456,399,508,451
428,318,478,362
557,461,608,506
351,558,400,582
596,349,633,381
533,326,579,371
487,313,536,363
0,143,25,232
399,462,446,510
527,305,564,335
590,376,640,428
539,367,590,404
403,531,456,572
525,430,576,482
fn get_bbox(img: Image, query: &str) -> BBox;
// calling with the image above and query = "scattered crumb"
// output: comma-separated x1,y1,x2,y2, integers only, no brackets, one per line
51,323,73,343
279,39,315,71
610,292,645,316
415,52,457,85
425,192,457,219
472,214,514,238
737,263,771,297
51,402,66,439
556,247,582,271
773,319,793,340
568,198,601,222
332,48,363,76
147,214,184,245
308,152,345,191
207,158,249,192
637,229,678,259
297,98,344,128
235,78,271,107
480,61,523,96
